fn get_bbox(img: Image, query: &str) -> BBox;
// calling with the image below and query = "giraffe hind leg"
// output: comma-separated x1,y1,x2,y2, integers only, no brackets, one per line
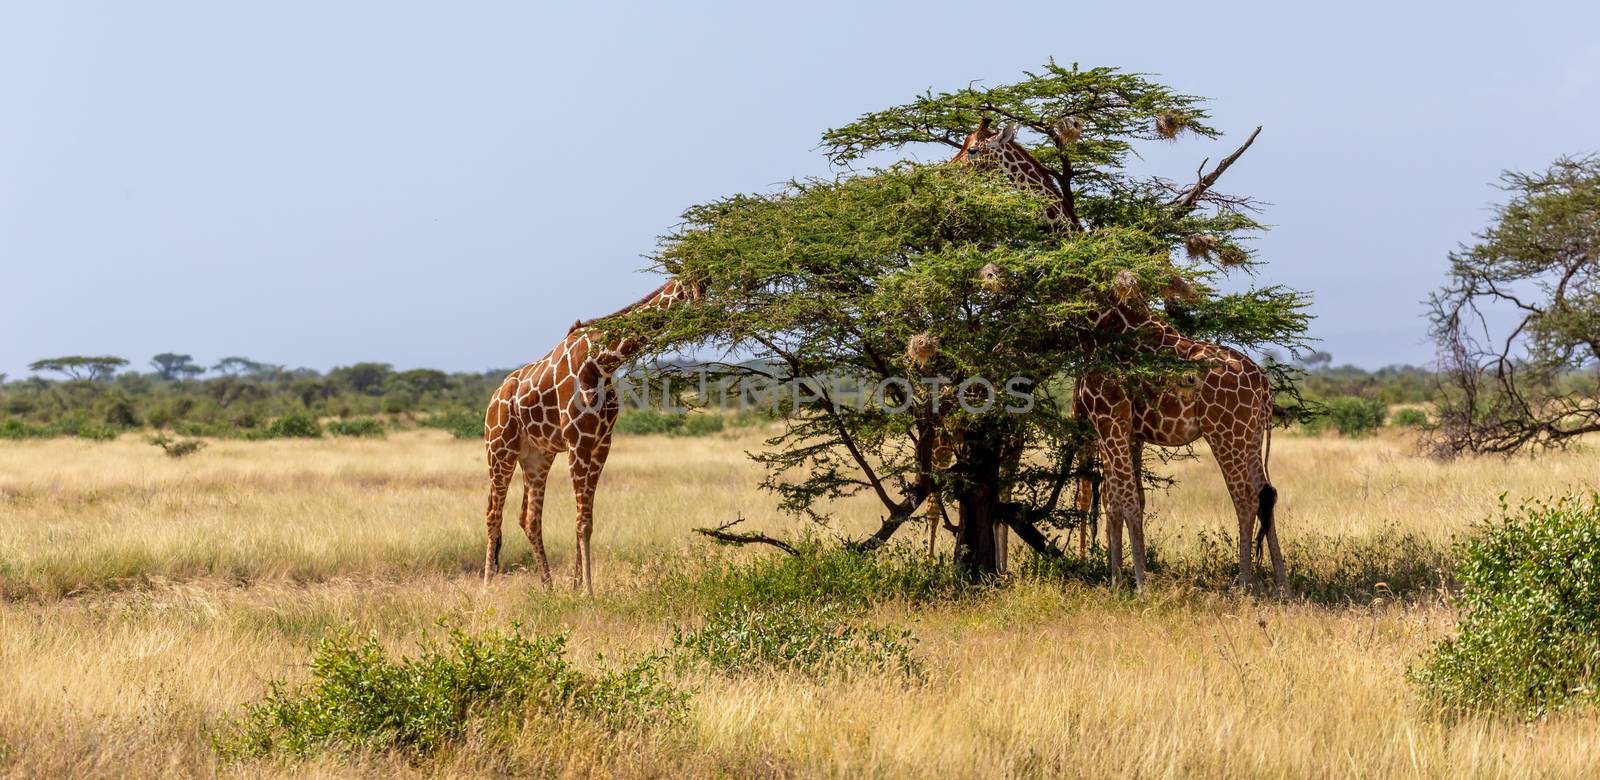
483,455,516,583
1258,483,1286,593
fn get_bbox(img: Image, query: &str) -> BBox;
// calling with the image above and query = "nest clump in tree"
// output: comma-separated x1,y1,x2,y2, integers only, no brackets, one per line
1217,245,1249,267
1155,112,1187,140
978,262,1007,293
1112,269,1143,305
1184,233,1219,260
1160,272,1198,303
1051,115,1084,144
905,333,939,370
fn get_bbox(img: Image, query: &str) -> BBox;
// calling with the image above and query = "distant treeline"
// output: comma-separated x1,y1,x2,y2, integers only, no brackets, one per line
0,355,505,441
0,352,1441,442
0,354,768,442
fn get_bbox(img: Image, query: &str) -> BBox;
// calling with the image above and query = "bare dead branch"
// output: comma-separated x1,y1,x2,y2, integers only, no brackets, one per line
693,517,798,556
1172,126,1262,211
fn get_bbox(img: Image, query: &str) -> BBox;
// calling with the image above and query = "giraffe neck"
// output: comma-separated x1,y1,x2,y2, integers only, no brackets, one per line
995,141,1071,231
576,279,693,365
1088,305,1191,356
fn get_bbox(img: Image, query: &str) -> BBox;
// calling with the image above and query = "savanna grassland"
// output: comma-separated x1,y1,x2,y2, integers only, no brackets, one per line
4,428,1600,778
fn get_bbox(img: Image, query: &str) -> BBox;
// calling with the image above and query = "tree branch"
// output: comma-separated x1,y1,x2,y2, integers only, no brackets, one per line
1171,126,1261,211
693,517,798,555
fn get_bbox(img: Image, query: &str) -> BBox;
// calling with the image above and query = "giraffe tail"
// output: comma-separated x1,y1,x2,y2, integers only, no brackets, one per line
1254,484,1277,560
1254,420,1275,559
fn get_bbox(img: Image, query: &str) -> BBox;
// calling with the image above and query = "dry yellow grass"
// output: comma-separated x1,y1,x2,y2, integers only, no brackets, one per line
3,429,1600,778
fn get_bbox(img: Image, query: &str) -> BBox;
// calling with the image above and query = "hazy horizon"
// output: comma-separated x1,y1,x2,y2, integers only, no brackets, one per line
5,1,1598,378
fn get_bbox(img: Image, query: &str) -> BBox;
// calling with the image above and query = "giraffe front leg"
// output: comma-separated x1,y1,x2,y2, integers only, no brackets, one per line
518,451,555,590
567,437,611,596
1126,441,1149,592
1096,432,1139,593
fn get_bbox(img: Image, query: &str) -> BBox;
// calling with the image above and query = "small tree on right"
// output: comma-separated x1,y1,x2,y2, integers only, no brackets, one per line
1427,155,1600,456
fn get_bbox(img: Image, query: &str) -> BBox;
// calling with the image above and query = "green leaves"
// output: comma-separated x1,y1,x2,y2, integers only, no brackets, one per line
1411,494,1600,715
821,61,1217,171
628,64,1304,537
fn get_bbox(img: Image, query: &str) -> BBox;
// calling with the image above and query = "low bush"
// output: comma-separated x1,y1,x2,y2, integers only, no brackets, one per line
1410,494,1600,715
0,418,49,440
146,433,206,458
614,410,726,437
1390,407,1430,428
421,408,483,440
671,541,966,613
327,418,386,438
671,602,921,681
251,411,322,439
1324,396,1387,437
216,625,684,761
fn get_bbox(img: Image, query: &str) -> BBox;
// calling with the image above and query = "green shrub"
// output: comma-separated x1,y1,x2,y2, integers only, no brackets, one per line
671,602,921,680
0,418,48,440
50,413,89,437
100,393,141,428
253,411,322,439
147,433,206,458
1410,494,1600,715
327,418,386,438
673,541,966,613
381,391,417,415
421,408,483,440
615,410,726,437
677,413,725,437
1324,396,1387,437
614,409,680,435
175,420,238,438
1391,407,1430,428
216,625,683,761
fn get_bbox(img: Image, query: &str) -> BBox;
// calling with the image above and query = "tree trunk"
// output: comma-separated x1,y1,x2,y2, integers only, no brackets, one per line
954,441,1003,578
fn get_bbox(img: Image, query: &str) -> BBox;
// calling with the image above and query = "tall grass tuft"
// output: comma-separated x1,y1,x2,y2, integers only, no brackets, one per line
215,624,684,761
665,540,968,613
671,602,922,681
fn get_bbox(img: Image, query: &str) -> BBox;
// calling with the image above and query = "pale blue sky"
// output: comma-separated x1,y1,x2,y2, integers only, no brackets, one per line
3,1,1597,377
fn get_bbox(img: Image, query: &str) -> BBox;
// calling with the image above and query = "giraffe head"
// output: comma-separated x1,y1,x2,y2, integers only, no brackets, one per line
566,277,702,335
952,116,1019,167
952,117,1070,233
662,276,704,305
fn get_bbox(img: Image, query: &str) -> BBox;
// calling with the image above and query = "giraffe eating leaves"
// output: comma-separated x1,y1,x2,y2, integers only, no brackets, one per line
955,118,1286,592
481,278,700,593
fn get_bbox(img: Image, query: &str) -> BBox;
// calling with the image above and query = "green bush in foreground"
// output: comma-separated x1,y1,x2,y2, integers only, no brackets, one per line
216,626,683,761
1410,494,1600,715
672,602,921,681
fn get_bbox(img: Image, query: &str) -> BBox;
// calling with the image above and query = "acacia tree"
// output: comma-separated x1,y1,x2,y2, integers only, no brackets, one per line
151,353,203,381
1428,156,1600,455
630,63,1307,576
29,356,128,382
